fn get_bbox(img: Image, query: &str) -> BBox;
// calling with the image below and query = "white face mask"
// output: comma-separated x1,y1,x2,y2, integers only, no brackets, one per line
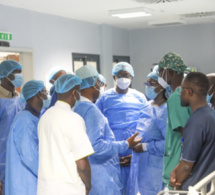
100,86,105,95
116,78,131,90
93,85,101,98
158,77,169,89
158,68,169,89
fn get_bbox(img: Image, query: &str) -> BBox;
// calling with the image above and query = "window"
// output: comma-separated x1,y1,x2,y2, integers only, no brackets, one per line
113,55,130,66
72,53,100,72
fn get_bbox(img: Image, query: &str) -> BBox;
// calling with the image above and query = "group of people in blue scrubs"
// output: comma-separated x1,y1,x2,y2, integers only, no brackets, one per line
1,52,215,195
0,59,162,195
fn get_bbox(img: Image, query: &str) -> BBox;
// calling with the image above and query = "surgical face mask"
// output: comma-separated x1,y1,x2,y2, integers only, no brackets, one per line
100,86,105,95
39,93,51,109
145,86,157,100
73,90,81,108
8,73,24,88
116,78,131,90
165,85,173,99
206,93,213,103
93,85,101,99
158,76,169,89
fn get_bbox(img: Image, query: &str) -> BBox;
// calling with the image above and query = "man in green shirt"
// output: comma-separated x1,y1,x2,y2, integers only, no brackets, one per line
157,52,192,188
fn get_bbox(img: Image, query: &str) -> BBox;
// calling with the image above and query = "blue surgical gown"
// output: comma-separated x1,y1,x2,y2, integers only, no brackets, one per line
48,86,57,108
127,102,167,195
74,100,129,195
5,110,39,195
96,88,148,191
0,97,25,193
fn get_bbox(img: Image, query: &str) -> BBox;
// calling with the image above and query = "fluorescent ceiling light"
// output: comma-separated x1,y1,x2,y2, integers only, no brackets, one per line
110,7,152,19
112,12,151,18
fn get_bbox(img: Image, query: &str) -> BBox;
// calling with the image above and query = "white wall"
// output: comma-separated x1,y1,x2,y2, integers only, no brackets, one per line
112,27,130,56
1,5,215,92
0,5,130,88
0,5,101,83
130,23,215,92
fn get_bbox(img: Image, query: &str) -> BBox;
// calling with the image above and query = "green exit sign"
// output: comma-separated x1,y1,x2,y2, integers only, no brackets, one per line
0,32,12,41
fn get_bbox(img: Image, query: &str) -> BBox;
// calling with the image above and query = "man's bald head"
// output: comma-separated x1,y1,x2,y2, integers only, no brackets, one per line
184,72,209,97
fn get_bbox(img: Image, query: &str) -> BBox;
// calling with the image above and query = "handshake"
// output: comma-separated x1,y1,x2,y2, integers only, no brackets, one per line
126,132,142,149
120,132,143,167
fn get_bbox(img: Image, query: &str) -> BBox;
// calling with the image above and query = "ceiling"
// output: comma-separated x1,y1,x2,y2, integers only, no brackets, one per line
0,0,215,29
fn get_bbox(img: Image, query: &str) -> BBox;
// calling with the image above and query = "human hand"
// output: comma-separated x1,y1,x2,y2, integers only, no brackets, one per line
119,154,132,166
86,187,91,195
127,132,142,149
133,143,144,153
170,168,182,190
0,181,2,195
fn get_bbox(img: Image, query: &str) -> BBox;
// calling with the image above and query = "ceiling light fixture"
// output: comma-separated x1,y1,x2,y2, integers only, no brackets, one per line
109,7,152,19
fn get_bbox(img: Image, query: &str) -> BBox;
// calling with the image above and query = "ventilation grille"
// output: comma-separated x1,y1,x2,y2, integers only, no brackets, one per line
148,19,186,26
133,0,180,4
182,12,215,18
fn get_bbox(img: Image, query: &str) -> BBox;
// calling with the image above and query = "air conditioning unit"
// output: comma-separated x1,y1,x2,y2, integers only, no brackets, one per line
133,0,181,4
148,19,186,26
182,11,215,19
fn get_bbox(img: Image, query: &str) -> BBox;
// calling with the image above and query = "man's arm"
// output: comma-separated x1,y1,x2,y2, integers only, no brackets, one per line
76,157,91,195
179,127,183,136
0,181,2,195
170,160,194,189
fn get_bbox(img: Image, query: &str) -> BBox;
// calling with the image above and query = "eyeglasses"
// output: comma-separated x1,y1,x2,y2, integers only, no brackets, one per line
41,90,48,96
144,82,158,87
95,80,103,87
116,74,132,79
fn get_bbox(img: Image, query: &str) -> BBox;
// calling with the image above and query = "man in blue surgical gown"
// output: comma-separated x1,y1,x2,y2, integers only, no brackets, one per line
48,67,66,108
0,60,25,194
127,69,167,195
75,65,142,195
5,80,49,195
96,62,148,193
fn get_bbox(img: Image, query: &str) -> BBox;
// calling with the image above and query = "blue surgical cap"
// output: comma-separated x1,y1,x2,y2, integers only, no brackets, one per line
75,65,99,90
112,62,134,78
152,65,159,73
147,65,159,81
147,72,158,81
98,74,106,84
48,66,66,82
0,60,22,79
54,74,82,94
21,80,44,101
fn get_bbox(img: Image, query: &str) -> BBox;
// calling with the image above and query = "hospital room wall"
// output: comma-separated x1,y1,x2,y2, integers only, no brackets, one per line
0,5,100,83
0,5,130,88
1,5,215,92
130,23,215,92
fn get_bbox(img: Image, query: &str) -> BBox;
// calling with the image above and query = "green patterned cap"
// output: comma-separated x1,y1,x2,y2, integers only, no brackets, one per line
159,52,187,74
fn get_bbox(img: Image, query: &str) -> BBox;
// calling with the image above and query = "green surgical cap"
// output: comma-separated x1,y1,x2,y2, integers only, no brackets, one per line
0,60,22,79
159,52,187,74
21,80,44,101
54,74,82,94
